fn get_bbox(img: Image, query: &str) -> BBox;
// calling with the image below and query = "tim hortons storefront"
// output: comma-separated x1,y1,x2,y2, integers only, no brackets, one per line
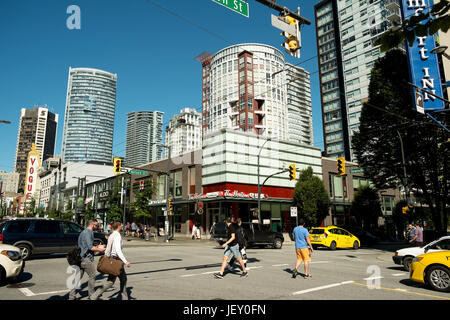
189,185,298,234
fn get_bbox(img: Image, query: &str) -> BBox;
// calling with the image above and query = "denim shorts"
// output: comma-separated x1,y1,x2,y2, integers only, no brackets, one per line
224,244,241,258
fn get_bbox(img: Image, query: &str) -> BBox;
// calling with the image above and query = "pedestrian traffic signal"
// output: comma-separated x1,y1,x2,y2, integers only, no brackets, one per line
289,164,296,181
168,199,173,215
281,16,301,58
337,157,345,176
113,158,122,174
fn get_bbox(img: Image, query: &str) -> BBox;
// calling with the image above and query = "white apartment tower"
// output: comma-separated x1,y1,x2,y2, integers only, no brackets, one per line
198,44,293,141
286,64,313,145
62,67,117,164
126,111,164,167
165,107,202,157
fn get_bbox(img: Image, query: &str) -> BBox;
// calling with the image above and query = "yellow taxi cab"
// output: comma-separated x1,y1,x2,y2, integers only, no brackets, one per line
309,226,360,250
409,251,450,292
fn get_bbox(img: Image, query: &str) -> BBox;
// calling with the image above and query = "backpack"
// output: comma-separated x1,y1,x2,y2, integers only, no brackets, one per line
67,247,82,266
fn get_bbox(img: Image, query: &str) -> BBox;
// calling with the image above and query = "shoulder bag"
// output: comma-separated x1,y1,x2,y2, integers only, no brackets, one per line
97,233,124,276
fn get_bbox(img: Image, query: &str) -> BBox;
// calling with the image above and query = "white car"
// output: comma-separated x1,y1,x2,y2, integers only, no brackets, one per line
393,236,450,271
0,244,25,285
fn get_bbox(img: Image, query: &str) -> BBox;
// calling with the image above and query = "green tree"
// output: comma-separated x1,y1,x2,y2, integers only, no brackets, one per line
350,185,382,231
352,49,449,237
292,167,330,227
26,197,36,217
105,180,124,224
375,0,450,52
132,181,155,223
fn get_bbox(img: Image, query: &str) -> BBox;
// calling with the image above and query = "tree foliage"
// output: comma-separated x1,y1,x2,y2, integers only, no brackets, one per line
375,0,450,52
132,182,155,222
352,49,449,236
292,167,330,227
350,185,382,230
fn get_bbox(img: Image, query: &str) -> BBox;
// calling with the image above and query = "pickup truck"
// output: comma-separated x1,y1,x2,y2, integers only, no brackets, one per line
212,222,284,249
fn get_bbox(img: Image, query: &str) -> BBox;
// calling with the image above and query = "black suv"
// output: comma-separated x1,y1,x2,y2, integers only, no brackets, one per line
212,222,284,249
0,219,109,260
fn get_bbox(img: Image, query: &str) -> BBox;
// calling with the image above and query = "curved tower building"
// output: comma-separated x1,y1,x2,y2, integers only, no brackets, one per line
62,67,117,163
198,44,290,141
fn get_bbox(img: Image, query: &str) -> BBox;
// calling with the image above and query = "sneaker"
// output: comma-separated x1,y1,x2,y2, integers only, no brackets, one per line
292,269,298,279
240,272,248,278
304,274,312,279
214,273,224,279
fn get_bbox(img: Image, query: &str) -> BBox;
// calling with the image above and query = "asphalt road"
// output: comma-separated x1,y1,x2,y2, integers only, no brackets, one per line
1,240,449,301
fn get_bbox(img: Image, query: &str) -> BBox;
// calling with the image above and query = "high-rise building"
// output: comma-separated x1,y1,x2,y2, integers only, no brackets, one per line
0,171,20,194
62,67,117,164
165,107,202,157
315,0,402,161
125,111,164,167
14,106,58,192
198,43,303,141
286,64,313,145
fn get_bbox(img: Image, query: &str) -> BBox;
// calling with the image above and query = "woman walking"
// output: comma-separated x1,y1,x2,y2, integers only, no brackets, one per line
91,221,131,300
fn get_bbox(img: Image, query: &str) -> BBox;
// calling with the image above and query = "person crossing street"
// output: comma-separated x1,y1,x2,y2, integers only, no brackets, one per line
292,219,314,279
214,218,248,279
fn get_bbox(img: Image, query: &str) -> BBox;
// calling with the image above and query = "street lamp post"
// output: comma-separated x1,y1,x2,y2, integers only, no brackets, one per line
257,137,271,224
396,130,410,205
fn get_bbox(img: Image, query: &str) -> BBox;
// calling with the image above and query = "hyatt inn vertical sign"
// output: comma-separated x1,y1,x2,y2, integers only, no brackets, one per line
402,0,445,113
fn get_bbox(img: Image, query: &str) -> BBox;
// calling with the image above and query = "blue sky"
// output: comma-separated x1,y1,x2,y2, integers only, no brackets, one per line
0,0,323,172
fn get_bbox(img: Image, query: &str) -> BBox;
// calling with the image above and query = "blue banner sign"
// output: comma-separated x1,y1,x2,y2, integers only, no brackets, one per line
402,0,445,113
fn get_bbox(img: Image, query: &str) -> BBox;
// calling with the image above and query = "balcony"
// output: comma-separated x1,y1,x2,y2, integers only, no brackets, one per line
385,0,400,11
386,8,401,23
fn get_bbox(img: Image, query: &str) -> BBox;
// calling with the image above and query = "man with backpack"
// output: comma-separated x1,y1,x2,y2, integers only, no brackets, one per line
214,217,248,279
227,218,248,271
68,219,106,300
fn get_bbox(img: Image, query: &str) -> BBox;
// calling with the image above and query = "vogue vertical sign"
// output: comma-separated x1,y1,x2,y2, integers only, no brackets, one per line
24,143,41,204
402,0,444,113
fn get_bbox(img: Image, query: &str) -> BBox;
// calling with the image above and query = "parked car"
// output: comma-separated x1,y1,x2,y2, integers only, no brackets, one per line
337,225,380,246
409,251,450,292
393,236,450,271
0,218,109,260
309,226,361,250
212,222,284,249
0,244,25,285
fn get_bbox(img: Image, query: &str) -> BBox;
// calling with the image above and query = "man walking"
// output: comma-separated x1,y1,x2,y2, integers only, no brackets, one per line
227,218,247,271
292,219,313,279
69,219,106,300
409,222,424,247
214,218,248,279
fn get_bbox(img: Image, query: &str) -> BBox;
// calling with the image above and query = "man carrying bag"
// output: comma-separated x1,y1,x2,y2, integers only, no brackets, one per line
92,221,131,300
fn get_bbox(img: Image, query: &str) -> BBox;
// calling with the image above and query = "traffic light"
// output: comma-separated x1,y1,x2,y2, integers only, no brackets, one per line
281,16,301,58
113,158,122,174
337,157,346,176
289,164,296,181
139,180,144,190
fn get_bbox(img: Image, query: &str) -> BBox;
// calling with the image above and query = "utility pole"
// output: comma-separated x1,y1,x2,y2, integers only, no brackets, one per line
165,145,171,242
257,138,271,224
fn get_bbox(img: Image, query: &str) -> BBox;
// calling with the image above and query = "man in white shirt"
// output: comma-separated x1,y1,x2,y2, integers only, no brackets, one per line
91,222,131,300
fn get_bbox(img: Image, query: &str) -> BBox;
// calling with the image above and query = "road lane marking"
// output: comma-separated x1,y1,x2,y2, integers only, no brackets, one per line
19,288,35,297
351,282,450,300
363,276,384,281
272,261,330,267
180,266,264,278
292,281,354,296
272,264,289,267
19,287,69,297
392,273,407,277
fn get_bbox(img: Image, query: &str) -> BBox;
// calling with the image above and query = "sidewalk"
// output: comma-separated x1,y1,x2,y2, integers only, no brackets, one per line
122,235,221,247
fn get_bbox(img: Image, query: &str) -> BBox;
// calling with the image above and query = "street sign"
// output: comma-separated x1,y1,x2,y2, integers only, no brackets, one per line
349,168,364,174
211,0,249,18
290,207,297,217
271,14,296,35
130,170,147,176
